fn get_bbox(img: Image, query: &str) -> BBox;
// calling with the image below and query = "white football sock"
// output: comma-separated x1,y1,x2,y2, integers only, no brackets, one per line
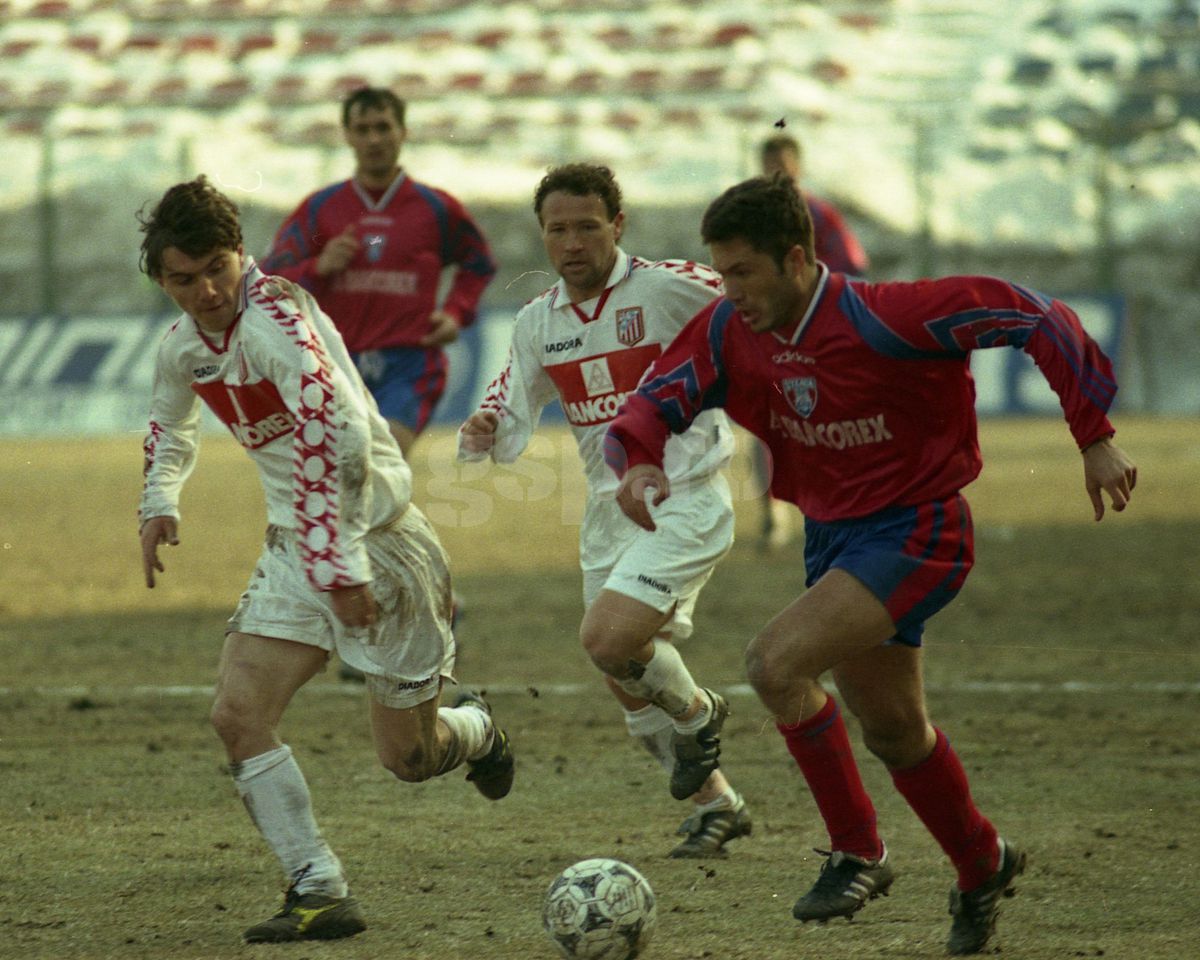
673,687,715,735
232,745,347,898
438,702,493,767
615,640,699,718
623,704,675,775
694,787,743,814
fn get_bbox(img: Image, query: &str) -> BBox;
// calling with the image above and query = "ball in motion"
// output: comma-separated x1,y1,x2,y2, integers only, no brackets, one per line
542,857,657,959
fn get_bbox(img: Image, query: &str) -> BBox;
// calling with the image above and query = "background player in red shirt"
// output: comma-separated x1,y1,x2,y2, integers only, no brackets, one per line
752,133,872,552
605,174,1136,955
263,86,497,458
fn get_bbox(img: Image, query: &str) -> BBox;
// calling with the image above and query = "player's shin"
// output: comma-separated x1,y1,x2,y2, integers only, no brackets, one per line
231,745,347,897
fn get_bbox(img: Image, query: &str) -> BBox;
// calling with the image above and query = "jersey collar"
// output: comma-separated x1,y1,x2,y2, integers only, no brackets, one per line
548,247,632,312
774,262,829,345
352,170,407,211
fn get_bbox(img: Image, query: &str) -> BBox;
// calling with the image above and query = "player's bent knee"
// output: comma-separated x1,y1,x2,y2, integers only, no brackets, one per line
209,697,262,747
745,632,801,698
379,741,437,783
861,718,932,768
579,625,638,678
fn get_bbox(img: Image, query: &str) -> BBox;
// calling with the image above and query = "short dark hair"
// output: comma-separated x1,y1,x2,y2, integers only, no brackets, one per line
701,175,815,268
137,175,242,279
342,87,406,128
760,133,802,164
533,163,623,223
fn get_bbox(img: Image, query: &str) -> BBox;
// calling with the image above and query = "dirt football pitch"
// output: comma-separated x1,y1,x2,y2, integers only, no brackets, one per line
1,418,1197,960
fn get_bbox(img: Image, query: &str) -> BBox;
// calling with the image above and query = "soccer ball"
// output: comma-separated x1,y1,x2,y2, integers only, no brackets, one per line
542,857,657,959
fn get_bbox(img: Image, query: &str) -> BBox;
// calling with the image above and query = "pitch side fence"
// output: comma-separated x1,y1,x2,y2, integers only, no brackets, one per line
0,297,1124,437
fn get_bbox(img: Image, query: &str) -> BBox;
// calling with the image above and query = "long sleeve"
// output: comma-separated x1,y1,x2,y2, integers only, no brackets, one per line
438,198,497,329
457,319,559,465
257,297,377,591
139,332,202,525
261,196,328,293
848,276,1117,449
604,300,734,478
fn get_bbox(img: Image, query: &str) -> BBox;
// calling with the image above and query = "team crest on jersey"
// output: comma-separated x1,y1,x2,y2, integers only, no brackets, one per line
782,376,818,419
615,307,645,346
363,234,386,263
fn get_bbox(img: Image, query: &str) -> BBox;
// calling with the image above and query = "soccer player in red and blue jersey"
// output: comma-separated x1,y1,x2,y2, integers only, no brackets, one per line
604,175,1137,955
263,87,496,457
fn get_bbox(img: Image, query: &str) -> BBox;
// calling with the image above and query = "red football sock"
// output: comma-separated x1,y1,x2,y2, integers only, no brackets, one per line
776,696,882,861
890,728,1000,890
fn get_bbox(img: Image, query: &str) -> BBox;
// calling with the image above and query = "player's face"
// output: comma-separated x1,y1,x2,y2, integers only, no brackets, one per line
539,191,624,302
345,104,405,180
157,246,244,333
709,237,806,334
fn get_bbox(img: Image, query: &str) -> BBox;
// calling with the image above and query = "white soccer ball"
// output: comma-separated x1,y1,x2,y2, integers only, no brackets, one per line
542,857,657,959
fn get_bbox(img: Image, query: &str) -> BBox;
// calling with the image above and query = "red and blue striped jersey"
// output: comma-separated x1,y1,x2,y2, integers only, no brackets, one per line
605,269,1117,522
262,173,496,352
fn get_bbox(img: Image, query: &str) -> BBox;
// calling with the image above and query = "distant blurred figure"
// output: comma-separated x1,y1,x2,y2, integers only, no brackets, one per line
263,86,497,459
753,133,871,551
263,86,496,679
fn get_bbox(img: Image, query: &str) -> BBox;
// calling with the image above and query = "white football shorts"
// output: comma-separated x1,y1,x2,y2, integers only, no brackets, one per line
581,472,734,642
227,504,455,709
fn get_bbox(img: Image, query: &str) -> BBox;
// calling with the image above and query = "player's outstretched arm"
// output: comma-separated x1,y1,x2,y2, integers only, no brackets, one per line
140,516,179,588
459,410,499,454
615,464,671,533
1082,437,1138,522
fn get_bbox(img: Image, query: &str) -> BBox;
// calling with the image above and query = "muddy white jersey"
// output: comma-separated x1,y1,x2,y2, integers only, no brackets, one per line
140,258,412,591
459,248,734,497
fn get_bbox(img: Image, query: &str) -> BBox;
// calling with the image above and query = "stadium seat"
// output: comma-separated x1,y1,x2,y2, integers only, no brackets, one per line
234,33,275,59
683,66,726,91
266,74,309,105
85,78,132,106
450,72,487,92
811,58,851,84
1010,56,1054,85
506,70,549,97
708,22,758,46
28,0,74,18
472,29,511,50
146,77,190,107
626,68,664,95
567,69,606,94
202,76,252,107
179,33,224,57
330,74,373,100
301,30,341,56
29,78,71,108
391,72,433,98
1,39,39,58
66,34,103,55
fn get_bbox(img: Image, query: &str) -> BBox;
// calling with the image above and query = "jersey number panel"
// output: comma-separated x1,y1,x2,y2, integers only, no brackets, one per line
545,344,662,427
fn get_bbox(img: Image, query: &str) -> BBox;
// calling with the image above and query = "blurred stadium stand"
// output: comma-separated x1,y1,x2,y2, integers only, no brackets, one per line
2,0,1200,416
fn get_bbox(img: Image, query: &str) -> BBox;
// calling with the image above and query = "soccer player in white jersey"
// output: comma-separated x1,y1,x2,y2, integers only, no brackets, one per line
136,177,515,944
458,164,750,858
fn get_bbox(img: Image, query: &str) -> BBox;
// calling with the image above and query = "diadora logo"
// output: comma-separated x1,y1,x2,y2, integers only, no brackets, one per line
546,336,583,354
392,675,437,692
636,573,672,595
773,350,816,365
192,364,220,379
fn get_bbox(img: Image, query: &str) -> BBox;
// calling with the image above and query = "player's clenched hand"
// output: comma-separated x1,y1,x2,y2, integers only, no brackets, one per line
140,516,179,588
616,464,670,532
315,226,359,277
1082,437,1138,522
419,310,461,347
460,410,499,453
330,584,378,628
